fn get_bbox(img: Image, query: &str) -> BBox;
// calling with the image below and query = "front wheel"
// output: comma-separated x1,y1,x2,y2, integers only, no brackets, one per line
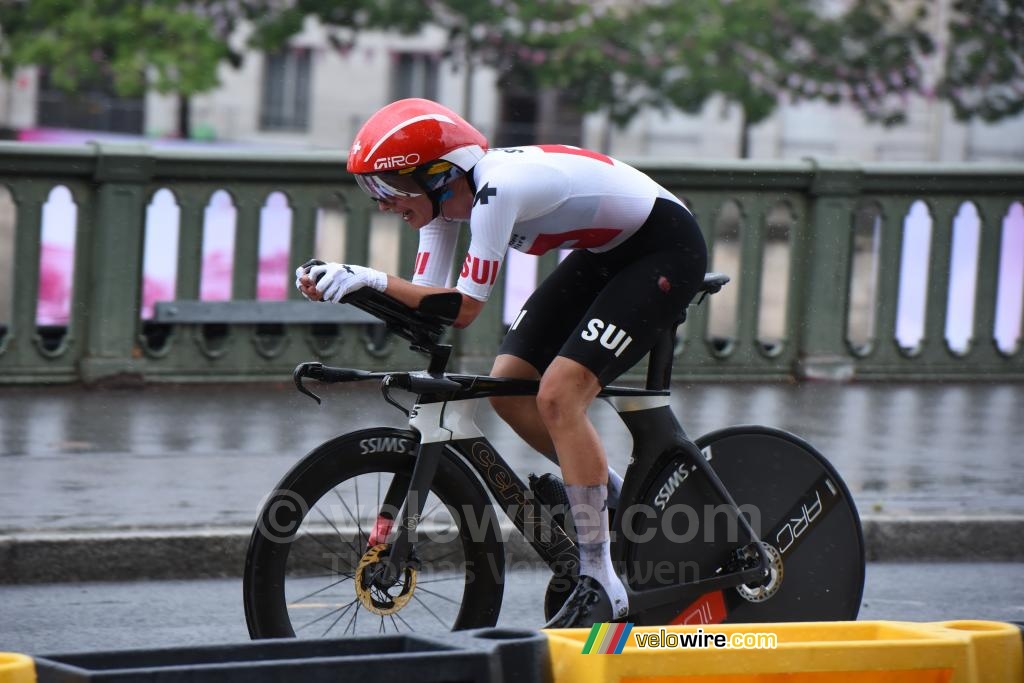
243,428,505,638
623,426,865,625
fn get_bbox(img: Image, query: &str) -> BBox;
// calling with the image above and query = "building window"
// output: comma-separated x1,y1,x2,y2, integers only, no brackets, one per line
260,48,311,132
392,53,439,101
36,69,144,134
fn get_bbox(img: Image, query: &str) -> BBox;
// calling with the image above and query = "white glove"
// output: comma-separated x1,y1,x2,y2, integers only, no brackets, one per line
311,262,388,303
295,259,325,301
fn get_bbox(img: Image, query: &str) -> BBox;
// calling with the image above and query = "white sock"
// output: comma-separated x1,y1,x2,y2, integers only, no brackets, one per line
566,484,629,618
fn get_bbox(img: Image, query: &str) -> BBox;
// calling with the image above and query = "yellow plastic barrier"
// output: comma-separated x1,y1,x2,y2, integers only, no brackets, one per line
545,620,1023,683
0,653,34,683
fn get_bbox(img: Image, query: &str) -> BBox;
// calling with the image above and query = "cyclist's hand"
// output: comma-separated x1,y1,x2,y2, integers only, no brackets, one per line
311,262,388,303
295,259,325,301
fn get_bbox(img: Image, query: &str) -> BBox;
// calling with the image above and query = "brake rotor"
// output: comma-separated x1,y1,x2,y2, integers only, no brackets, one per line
355,544,418,615
736,542,784,603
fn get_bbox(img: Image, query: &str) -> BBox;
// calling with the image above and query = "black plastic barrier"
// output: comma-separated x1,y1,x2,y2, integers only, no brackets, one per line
32,628,549,683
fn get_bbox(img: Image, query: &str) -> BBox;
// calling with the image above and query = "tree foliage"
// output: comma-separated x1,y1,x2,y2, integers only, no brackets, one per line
1,0,1020,142
0,0,238,98
940,0,1024,121
269,0,939,154
376,0,936,130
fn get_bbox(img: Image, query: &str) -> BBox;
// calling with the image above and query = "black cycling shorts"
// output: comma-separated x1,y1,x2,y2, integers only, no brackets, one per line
498,198,708,385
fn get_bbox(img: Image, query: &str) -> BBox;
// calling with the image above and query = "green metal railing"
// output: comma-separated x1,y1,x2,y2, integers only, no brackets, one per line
0,142,1020,384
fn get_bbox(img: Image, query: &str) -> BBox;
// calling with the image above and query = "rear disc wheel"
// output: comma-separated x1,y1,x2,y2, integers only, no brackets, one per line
624,426,864,625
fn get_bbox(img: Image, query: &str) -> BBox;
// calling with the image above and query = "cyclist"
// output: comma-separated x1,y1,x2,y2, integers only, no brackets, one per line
296,98,708,628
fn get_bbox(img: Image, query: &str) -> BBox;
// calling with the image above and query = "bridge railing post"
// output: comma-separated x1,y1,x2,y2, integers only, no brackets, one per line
79,144,152,384
793,158,863,381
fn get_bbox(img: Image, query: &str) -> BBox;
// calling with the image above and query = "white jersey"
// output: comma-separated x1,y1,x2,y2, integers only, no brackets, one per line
410,145,684,301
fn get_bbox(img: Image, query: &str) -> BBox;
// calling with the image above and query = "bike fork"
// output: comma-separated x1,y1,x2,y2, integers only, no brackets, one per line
376,398,472,584
375,439,445,584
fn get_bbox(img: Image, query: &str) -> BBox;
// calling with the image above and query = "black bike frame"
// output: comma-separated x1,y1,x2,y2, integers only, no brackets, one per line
299,275,772,618
376,377,771,614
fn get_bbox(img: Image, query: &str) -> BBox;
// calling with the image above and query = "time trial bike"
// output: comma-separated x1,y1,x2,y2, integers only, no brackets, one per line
243,274,865,638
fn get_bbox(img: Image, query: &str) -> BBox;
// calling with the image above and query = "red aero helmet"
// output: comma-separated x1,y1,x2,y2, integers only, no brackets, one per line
347,98,487,175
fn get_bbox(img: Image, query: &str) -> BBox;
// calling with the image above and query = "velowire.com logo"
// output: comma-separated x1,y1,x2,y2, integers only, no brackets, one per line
581,622,634,655
581,623,779,654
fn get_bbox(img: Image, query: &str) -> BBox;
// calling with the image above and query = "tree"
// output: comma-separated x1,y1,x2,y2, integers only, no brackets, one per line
940,0,1024,122
245,0,534,122
0,0,246,137
495,0,936,156
4,0,1019,149
250,1,658,144
271,0,937,156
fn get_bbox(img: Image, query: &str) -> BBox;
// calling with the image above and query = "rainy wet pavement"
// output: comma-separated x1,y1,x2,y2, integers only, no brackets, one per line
3,563,1023,654
1,379,1021,538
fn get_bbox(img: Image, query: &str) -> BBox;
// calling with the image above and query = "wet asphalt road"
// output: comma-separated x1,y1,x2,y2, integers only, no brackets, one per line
1,381,1021,660
1,563,1022,655
1,381,1022,537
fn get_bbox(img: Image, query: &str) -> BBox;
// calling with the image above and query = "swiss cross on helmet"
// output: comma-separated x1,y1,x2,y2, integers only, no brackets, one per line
348,98,488,218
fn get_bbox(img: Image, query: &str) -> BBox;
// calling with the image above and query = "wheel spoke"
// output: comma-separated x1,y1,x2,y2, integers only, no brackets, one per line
415,574,465,585
427,545,464,565
394,610,414,632
297,529,359,574
411,593,452,628
317,501,362,559
333,487,367,552
294,597,358,633
290,575,354,604
421,498,443,523
345,600,360,635
294,572,356,580
353,474,366,550
290,546,358,576
413,585,462,606
321,598,359,638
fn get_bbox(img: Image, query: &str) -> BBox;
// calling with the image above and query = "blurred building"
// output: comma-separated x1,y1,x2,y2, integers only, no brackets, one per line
0,14,1021,162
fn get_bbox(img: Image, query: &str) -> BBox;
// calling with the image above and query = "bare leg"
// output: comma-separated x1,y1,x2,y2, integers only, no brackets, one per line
488,354,557,459
537,355,628,622
535,356,606,486
490,354,623,489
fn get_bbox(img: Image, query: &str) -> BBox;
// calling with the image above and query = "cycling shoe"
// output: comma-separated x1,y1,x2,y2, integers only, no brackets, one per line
542,575,615,629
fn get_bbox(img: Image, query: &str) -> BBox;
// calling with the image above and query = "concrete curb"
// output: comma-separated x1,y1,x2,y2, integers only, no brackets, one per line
1,516,1022,585
859,515,1024,563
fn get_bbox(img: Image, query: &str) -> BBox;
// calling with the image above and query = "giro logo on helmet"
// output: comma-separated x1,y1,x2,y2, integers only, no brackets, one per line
374,153,421,170
347,99,489,219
